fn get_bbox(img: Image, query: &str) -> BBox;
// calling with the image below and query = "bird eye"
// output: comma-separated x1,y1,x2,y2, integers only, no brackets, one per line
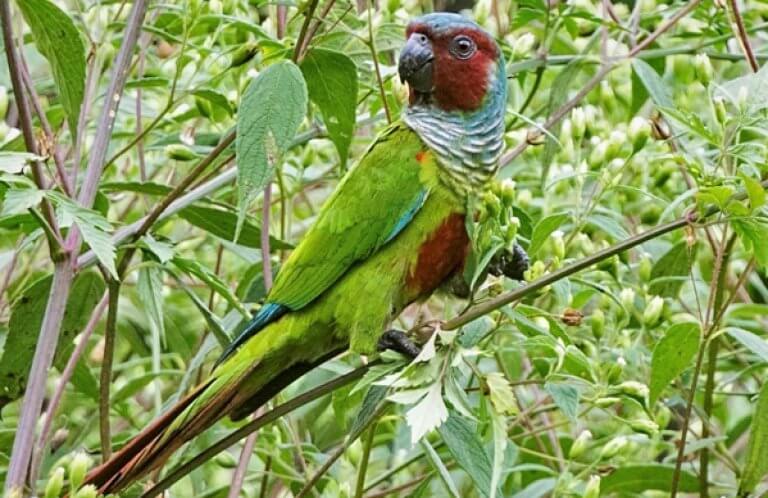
450,35,476,60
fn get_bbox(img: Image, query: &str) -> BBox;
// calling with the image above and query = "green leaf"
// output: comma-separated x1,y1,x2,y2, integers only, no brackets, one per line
649,322,701,406
740,382,768,494
632,59,673,109
717,63,768,114
742,175,766,212
732,218,768,269
192,89,234,116
600,464,700,494
1,188,43,216
529,213,569,256
100,181,173,196
724,327,768,364
236,61,307,235
137,265,166,347
438,412,498,498
0,152,44,174
649,240,696,298
178,204,292,250
171,274,231,348
300,48,358,164
349,385,388,436
0,271,105,407
421,439,461,498
541,61,581,178
544,382,579,419
48,192,117,278
17,0,85,133
172,256,248,317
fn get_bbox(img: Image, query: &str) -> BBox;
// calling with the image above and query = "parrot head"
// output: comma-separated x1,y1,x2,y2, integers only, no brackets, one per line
399,13,508,190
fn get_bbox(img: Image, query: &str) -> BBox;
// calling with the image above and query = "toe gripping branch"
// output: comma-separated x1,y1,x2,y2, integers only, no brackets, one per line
488,243,530,281
378,329,421,359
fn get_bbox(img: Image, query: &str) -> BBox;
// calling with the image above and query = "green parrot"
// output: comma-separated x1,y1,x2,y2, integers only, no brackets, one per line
84,12,526,494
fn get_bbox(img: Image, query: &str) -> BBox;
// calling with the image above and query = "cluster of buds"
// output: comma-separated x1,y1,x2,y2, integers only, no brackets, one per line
474,179,520,256
44,452,99,498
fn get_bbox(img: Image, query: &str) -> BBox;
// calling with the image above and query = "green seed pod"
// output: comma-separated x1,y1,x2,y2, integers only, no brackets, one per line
594,396,621,408
44,467,65,498
230,42,259,68
551,230,565,260
713,96,727,125
165,144,199,161
590,308,605,339
638,255,653,282
616,380,649,401
584,476,601,498
68,452,91,492
569,430,593,459
630,418,659,436
588,141,608,169
214,451,238,468
195,96,214,118
500,179,516,206
483,191,502,218
619,288,636,311
607,362,623,384
599,436,628,459
571,107,586,140
655,404,672,428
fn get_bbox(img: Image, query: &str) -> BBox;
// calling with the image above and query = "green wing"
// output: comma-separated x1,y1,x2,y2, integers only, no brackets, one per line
269,122,429,310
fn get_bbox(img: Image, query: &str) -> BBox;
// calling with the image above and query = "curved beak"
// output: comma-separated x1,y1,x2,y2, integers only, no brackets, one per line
398,33,434,93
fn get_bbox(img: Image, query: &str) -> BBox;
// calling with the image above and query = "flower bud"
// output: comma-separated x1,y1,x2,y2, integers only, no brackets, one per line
713,96,727,125
630,418,659,436
483,191,502,218
590,308,605,339
694,54,713,86
0,86,8,119
569,430,593,459
165,144,199,161
616,380,649,401
638,254,652,282
607,363,623,384
74,484,98,498
595,396,621,408
500,179,516,206
214,451,238,468
588,141,608,168
643,296,664,326
628,117,651,152
230,41,259,68
620,288,636,310
584,475,601,498
69,452,91,491
737,85,749,113
551,230,565,260
513,33,536,58
44,467,65,498
571,107,586,139
600,435,628,459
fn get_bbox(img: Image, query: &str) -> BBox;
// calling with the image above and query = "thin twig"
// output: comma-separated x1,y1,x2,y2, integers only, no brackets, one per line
141,364,374,497
293,0,321,63
99,279,121,461
29,292,109,484
367,3,392,124
354,424,377,498
727,0,759,72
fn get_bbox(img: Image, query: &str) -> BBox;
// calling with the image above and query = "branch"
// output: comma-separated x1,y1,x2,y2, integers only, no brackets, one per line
727,0,759,73
141,363,374,497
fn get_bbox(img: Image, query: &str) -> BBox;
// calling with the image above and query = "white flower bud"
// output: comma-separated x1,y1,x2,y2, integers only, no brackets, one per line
694,54,714,85
584,475,601,498
600,435,628,458
620,288,636,310
45,467,65,498
643,296,665,326
513,33,536,58
69,452,91,491
628,117,651,152
569,430,593,459
571,107,586,139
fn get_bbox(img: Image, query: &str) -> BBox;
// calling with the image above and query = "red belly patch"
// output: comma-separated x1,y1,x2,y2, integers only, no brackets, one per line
406,213,469,296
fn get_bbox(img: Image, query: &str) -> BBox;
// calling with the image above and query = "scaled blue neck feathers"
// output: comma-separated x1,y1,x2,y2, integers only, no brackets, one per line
404,60,507,193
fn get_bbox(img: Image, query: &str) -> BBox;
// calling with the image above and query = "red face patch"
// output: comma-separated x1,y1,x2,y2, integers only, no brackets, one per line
406,23,499,112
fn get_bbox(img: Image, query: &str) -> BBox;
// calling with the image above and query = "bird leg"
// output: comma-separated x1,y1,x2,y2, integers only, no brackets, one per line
488,243,530,281
377,329,421,359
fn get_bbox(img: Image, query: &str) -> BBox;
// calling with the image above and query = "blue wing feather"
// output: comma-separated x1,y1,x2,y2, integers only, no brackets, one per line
216,303,288,365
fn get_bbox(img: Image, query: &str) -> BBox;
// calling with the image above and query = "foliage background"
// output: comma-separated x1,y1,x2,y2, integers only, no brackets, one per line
1,0,768,496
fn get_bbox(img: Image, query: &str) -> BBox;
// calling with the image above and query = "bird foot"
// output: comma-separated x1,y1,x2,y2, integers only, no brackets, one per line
378,329,421,359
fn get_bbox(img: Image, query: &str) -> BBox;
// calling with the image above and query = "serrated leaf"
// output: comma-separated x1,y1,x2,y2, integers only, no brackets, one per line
600,464,699,494
649,322,700,406
0,271,104,407
350,385,388,437
649,240,697,298
742,175,766,212
236,61,307,235
438,412,499,498
724,327,768,364
137,265,166,347
49,192,117,278
300,48,357,164
732,218,768,269
1,188,43,215
17,0,85,134
740,382,768,494
486,372,517,414
406,382,448,444
0,152,44,174
545,382,579,419
529,213,569,256
141,235,175,263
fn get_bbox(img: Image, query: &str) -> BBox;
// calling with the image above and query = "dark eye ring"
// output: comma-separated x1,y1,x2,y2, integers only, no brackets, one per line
450,35,476,60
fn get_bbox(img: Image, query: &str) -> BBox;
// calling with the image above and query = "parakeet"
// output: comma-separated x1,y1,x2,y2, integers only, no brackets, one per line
84,12,522,494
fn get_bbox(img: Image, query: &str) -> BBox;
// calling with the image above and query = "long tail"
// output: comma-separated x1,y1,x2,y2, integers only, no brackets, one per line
82,320,345,495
